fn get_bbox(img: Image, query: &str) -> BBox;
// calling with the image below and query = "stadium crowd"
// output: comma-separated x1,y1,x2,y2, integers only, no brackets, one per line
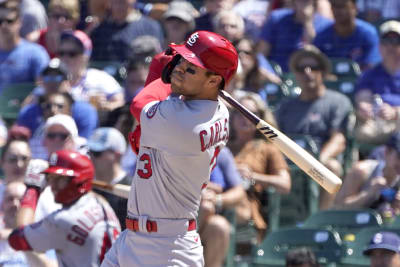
1,0,400,266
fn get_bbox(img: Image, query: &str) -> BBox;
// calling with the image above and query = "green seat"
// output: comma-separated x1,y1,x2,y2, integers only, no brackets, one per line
303,209,383,240
329,58,361,79
0,83,35,125
260,82,290,111
251,228,344,266
279,135,320,228
281,73,301,97
324,78,357,101
389,214,400,228
339,226,400,267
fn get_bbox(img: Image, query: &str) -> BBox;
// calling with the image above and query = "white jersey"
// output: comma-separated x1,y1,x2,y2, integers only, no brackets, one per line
24,193,121,267
128,97,229,220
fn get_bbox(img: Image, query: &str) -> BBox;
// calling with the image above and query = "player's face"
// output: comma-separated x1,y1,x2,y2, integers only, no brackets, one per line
370,249,400,267
1,141,31,182
46,173,72,195
170,57,221,100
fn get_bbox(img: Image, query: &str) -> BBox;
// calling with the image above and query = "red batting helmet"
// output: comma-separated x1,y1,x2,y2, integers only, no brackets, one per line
169,31,238,86
42,150,94,205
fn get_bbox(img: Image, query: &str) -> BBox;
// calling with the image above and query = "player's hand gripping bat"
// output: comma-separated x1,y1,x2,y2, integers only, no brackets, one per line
219,90,342,194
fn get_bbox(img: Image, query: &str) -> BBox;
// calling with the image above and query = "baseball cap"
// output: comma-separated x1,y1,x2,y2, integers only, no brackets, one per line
163,1,197,25
380,20,400,37
41,58,68,79
289,44,332,74
87,127,126,154
364,231,400,255
60,30,93,57
44,114,79,140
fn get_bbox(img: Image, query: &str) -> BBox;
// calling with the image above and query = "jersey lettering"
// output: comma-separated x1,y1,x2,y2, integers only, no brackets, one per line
137,153,153,179
67,225,88,246
200,118,229,152
210,146,221,171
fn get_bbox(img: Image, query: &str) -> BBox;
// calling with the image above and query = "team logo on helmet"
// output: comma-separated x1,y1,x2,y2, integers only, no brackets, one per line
187,32,199,47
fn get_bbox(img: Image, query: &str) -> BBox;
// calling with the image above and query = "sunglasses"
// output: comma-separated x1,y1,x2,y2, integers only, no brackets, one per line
49,13,72,20
41,102,66,110
0,17,17,25
58,50,81,58
46,132,70,141
89,151,103,158
43,74,65,83
381,36,400,46
295,64,322,73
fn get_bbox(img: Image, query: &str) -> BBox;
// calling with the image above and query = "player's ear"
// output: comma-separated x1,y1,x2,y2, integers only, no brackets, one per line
206,74,223,89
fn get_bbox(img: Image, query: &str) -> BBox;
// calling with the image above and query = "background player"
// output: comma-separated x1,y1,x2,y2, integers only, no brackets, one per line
8,150,121,267
101,31,238,266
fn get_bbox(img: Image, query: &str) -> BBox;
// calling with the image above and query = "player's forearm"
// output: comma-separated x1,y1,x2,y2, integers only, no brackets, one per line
16,206,36,227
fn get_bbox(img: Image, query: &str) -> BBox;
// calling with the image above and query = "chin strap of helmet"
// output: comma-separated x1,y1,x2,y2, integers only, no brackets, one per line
161,54,182,84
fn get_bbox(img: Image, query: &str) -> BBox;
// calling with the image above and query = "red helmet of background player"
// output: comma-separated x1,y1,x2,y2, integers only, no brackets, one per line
42,150,94,205
168,31,238,86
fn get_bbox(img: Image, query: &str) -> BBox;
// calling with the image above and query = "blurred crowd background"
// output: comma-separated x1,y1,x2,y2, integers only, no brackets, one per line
2,0,400,266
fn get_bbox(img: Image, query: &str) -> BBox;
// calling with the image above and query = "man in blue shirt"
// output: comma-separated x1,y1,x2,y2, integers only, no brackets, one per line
0,1,49,94
257,0,332,72
354,20,400,146
314,0,381,70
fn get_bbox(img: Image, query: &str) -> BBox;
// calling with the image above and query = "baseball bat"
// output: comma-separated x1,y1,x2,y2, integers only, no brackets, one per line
92,180,130,199
219,90,342,194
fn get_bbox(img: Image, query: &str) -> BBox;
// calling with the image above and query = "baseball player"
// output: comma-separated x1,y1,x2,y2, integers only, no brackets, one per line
101,31,238,266
8,150,121,267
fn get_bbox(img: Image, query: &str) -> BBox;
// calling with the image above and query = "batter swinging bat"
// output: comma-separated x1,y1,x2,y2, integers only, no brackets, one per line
92,180,130,199
219,90,342,194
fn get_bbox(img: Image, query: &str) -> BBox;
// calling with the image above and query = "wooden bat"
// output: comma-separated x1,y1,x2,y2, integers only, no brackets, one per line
92,180,130,199
219,90,342,194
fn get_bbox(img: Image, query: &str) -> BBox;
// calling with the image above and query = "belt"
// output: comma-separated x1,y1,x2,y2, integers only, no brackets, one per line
126,217,196,233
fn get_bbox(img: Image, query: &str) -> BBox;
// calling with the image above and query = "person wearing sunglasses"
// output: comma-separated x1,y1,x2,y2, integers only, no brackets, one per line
36,0,80,58
0,1,49,94
58,30,124,118
276,45,353,210
354,20,400,153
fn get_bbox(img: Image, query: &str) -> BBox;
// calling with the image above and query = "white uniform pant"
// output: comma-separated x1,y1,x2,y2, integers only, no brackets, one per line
101,224,204,267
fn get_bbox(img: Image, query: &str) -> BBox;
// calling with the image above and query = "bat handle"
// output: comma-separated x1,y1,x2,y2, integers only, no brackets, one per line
219,90,260,125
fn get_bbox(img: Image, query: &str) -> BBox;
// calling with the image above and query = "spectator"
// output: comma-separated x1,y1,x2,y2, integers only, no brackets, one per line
0,1,49,94
88,127,132,229
90,0,164,62
313,0,381,71
0,117,8,147
286,246,320,267
257,0,332,72
103,104,137,177
357,0,400,24
162,0,197,48
17,58,98,139
234,37,282,103
228,92,291,242
0,139,31,206
199,147,247,267
0,182,28,266
195,0,237,32
19,0,48,41
233,0,270,34
354,20,400,148
276,45,353,209
36,0,80,58
58,30,124,115
42,114,87,158
334,132,400,222
8,150,121,266
123,56,151,103
363,231,400,267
